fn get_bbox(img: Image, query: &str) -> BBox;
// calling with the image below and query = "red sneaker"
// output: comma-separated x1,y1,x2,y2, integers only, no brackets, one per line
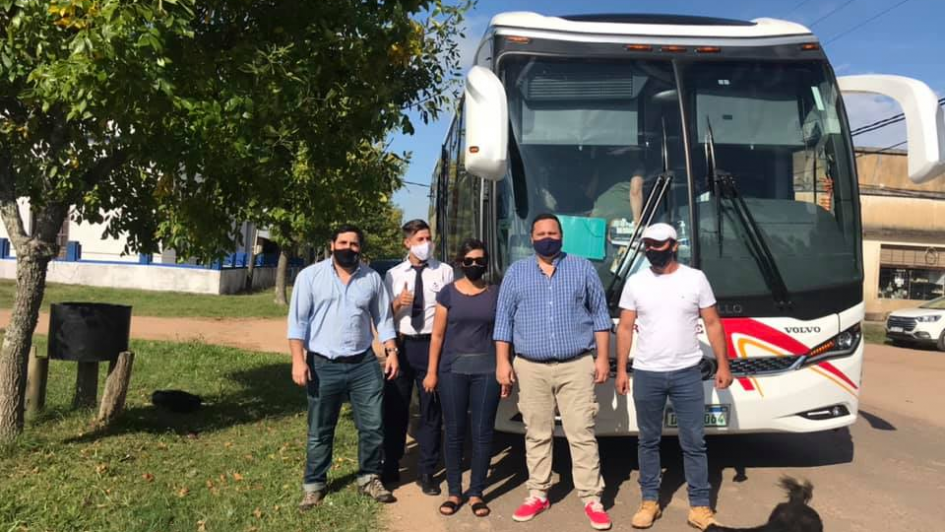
512,495,550,522
584,501,612,530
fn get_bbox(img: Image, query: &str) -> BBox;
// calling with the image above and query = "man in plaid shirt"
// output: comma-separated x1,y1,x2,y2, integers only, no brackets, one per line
494,213,613,531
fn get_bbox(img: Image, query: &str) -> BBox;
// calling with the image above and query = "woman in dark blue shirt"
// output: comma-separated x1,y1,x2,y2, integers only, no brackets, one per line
423,238,500,518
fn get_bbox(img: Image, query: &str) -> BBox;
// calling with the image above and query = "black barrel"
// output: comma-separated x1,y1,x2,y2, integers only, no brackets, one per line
47,303,132,362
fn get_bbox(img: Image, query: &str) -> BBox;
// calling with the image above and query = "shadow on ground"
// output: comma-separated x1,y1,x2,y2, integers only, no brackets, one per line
64,362,307,443
407,427,855,512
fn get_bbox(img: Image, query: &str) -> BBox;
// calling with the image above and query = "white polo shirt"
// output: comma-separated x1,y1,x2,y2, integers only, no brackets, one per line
384,258,454,335
618,264,716,372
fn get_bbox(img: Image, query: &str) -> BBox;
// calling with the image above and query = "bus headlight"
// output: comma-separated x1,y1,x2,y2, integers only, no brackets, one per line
804,324,861,365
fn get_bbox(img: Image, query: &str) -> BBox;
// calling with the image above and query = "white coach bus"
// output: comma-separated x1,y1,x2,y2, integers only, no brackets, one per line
429,12,945,434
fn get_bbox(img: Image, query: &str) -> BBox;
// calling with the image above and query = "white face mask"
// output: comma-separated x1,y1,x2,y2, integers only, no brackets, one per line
410,242,432,262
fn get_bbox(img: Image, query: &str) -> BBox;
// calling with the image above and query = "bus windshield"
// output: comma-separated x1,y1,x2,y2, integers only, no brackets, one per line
499,56,691,287
496,56,861,317
683,61,860,303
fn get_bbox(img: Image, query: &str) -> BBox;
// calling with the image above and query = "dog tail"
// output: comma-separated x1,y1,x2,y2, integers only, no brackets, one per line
779,476,813,505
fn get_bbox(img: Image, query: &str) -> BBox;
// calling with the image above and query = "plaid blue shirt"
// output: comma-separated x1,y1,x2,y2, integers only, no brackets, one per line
493,253,612,361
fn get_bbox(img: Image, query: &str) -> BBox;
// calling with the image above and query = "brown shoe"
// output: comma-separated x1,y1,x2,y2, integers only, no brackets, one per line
298,490,325,511
631,500,662,529
687,506,719,530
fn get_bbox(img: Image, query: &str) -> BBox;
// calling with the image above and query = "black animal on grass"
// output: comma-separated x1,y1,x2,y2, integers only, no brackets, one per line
151,390,203,413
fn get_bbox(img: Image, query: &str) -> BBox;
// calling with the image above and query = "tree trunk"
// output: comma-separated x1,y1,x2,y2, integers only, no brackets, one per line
97,351,135,424
0,252,53,442
244,226,257,292
274,248,290,306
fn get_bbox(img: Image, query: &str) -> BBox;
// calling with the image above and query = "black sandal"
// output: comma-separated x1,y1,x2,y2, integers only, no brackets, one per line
470,501,491,517
439,500,461,516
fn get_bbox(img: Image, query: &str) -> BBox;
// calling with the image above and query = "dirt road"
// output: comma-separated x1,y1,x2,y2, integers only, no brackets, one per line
5,311,942,531
0,310,290,355
384,344,945,532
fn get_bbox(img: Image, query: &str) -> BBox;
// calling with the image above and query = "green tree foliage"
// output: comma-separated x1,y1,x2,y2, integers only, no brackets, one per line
0,0,472,441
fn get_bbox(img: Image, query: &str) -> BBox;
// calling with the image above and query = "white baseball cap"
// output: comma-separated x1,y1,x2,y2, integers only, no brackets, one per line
641,223,677,242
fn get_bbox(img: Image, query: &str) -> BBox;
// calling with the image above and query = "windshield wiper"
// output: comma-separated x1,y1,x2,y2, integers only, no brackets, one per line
606,119,673,309
705,120,792,309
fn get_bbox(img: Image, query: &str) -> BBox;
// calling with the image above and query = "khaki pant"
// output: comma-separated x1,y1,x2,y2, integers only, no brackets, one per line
514,354,604,502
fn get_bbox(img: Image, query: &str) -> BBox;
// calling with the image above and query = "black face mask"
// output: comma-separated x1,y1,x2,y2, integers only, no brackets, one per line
533,237,563,258
333,248,360,269
462,265,487,281
645,247,675,269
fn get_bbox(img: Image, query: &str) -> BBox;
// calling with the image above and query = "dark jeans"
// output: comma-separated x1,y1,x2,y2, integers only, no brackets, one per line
633,364,710,507
303,351,384,492
383,337,442,475
439,371,501,498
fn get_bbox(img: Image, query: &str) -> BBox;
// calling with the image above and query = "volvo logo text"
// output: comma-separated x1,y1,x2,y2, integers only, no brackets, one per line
784,326,821,334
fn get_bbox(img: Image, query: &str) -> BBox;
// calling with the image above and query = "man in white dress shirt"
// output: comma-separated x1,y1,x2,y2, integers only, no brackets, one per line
382,219,454,495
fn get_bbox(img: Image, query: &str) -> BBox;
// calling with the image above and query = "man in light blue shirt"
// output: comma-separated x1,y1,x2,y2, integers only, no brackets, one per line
288,224,399,510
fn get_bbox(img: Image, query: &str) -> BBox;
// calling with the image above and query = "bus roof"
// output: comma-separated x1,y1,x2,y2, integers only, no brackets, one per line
487,12,813,41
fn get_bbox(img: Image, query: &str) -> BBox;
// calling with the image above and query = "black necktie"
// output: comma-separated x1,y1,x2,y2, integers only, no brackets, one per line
411,263,427,332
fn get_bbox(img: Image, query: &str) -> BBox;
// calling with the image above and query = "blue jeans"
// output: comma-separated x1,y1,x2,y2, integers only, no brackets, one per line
633,364,710,507
438,372,501,498
303,352,384,492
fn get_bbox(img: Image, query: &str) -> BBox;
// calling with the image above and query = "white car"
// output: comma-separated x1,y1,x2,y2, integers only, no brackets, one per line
885,296,945,350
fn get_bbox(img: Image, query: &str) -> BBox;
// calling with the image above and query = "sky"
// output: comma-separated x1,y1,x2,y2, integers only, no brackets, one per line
389,0,945,221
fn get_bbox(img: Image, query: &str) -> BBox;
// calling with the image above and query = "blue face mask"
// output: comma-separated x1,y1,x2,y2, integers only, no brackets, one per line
533,237,562,258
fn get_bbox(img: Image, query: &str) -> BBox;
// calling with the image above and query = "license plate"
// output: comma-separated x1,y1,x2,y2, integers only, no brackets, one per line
665,405,729,428
889,326,904,333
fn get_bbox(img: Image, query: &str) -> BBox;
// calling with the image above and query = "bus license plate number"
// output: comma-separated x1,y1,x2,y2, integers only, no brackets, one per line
665,405,729,428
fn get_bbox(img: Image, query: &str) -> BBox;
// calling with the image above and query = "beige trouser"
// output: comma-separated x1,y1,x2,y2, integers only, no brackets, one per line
513,353,605,503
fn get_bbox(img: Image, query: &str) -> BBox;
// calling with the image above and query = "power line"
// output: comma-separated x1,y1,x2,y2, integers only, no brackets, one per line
808,0,858,28
402,180,429,188
824,0,914,44
851,97,945,137
856,139,907,158
852,115,905,137
784,0,816,17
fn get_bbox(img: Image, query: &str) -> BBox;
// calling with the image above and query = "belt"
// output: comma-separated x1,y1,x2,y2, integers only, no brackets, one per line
399,333,431,341
309,350,371,364
515,352,590,364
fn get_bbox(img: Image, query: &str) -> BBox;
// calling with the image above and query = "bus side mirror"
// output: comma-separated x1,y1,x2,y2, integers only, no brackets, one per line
839,74,945,184
464,66,508,182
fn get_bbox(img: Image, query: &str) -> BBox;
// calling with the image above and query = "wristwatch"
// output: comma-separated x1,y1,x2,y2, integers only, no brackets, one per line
385,346,399,356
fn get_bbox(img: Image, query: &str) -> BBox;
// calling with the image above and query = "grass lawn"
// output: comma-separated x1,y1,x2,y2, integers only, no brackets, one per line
0,280,289,319
863,322,885,345
0,339,380,532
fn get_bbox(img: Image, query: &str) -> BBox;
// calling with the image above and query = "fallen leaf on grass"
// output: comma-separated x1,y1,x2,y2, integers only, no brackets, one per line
252,508,262,519
197,520,207,532
95,464,108,475
177,487,190,498
142,473,155,482
232,473,244,482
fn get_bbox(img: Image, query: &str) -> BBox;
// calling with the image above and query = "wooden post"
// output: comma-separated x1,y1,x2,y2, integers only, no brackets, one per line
73,361,99,409
97,352,135,424
26,346,49,415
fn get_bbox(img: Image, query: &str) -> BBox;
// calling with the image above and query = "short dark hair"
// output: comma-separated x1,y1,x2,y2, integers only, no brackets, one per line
531,213,562,234
455,238,489,264
401,219,430,238
331,224,364,246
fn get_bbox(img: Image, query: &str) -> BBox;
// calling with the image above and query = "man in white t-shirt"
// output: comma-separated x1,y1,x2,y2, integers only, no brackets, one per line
614,223,733,531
